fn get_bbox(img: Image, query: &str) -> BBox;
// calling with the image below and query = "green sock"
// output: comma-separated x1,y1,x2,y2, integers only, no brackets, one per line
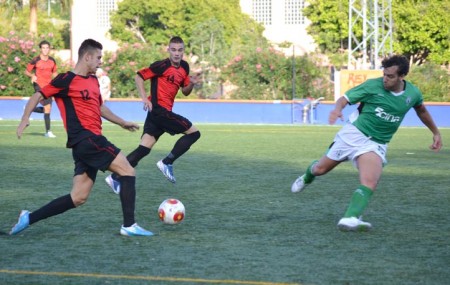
303,160,318,184
344,185,374,218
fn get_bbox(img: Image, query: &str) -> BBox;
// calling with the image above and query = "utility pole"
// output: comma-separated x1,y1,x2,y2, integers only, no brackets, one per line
348,0,393,69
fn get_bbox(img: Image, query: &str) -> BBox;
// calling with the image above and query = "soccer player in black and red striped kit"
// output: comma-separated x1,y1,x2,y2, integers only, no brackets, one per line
25,40,58,138
11,39,153,237
106,36,200,193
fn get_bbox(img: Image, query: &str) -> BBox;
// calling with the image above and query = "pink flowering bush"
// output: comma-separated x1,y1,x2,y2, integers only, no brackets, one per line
223,46,331,100
0,31,71,97
0,32,37,96
102,42,165,98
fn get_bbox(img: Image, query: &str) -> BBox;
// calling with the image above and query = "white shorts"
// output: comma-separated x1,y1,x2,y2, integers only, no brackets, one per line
326,124,388,167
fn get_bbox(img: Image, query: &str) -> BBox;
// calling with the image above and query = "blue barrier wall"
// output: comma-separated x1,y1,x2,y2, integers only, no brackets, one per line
1,98,449,127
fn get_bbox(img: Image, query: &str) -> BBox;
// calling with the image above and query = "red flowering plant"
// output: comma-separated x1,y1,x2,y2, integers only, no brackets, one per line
0,31,37,96
0,31,71,97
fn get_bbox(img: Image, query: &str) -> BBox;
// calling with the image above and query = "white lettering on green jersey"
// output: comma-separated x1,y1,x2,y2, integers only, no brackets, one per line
344,77,423,143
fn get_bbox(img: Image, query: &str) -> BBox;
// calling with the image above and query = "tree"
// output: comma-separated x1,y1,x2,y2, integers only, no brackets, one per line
109,0,262,47
304,0,450,65
28,0,70,35
108,0,266,98
0,0,70,48
394,0,450,65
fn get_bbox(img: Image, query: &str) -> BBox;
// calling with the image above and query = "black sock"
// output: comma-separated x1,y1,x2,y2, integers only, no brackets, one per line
163,131,200,165
29,194,75,225
118,176,136,227
33,106,44,113
44,113,51,132
111,145,150,180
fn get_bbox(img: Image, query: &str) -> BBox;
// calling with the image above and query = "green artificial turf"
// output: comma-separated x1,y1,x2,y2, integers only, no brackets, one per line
1,121,449,285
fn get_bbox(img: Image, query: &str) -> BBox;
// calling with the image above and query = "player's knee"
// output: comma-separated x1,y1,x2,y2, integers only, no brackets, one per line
71,192,89,207
121,165,135,177
190,130,201,142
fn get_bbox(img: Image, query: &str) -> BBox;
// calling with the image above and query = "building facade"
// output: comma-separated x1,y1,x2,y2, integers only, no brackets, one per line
71,0,118,62
239,0,316,55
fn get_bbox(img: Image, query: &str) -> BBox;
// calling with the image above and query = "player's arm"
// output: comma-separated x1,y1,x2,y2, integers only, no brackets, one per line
17,91,43,138
52,62,58,78
414,104,442,152
100,104,139,132
329,95,349,124
181,75,199,96
24,65,37,83
135,74,152,111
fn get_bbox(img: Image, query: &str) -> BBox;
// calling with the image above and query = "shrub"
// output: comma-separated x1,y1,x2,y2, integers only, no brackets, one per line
222,46,332,100
102,42,166,98
409,63,450,102
0,31,70,97
0,31,38,96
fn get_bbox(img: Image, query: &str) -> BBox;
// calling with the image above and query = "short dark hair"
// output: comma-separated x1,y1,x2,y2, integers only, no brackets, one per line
78,39,103,59
169,36,184,45
39,40,51,48
381,55,410,76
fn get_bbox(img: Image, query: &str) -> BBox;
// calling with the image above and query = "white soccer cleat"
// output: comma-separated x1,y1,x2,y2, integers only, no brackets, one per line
337,217,372,232
291,174,309,193
156,160,176,183
105,174,120,194
45,131,56,138
120,223,153,237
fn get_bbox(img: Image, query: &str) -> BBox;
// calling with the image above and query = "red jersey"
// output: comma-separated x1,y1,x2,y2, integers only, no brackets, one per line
137,58,190,111
40,71,103,148
26,56,57,88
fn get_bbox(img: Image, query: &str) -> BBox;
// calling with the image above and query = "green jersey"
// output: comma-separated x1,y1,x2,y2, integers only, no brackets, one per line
345,77,423,144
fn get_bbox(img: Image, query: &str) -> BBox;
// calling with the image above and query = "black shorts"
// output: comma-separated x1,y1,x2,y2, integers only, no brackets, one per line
72,135,121,181
143,107,192,138
34,83,53,106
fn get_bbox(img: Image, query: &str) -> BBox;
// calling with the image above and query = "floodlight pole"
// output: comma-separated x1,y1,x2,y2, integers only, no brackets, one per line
348,0,393,69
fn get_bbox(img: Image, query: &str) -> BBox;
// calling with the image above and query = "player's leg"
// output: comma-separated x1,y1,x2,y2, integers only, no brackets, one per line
43,99,55,137
291,155,341,193
128,133,158,166
108,152,153,236
162,125,201,165
157,113,201,183
31,83,44,113
106,113,161,193
9,171,94,235
337,151,383,231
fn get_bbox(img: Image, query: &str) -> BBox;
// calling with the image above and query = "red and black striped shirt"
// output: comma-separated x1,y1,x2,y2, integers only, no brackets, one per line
137,58,190,111
26,56,57,88
40,71,103,148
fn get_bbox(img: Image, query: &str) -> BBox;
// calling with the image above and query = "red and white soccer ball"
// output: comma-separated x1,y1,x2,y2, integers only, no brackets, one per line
158,198,185,224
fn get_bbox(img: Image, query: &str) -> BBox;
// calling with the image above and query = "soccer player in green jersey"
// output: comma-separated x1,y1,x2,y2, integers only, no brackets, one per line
291,55,443,232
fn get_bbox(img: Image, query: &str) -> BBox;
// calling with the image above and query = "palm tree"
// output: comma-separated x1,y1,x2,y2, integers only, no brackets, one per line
29,0,38,35
29,0,71,35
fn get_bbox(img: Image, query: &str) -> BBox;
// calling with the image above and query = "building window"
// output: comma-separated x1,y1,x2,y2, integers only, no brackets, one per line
285,0,305,25
97,0,116,28
252,0,272,25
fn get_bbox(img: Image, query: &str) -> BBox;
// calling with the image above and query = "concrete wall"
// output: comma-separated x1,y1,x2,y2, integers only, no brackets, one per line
1,98,449,127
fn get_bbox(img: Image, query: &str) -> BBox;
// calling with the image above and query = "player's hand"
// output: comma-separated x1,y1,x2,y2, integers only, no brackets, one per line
328,109,343,125
17,119,30,139
190,74,200,86
430,133,442,152
122,122,139,132
143,98,152,112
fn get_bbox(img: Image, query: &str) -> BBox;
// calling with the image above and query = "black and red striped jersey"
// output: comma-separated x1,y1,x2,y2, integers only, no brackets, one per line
26,56,57,88
137,58,190,111
40,71,103,148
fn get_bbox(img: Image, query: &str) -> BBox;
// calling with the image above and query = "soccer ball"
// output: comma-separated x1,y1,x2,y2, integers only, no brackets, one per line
158,198,185,224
